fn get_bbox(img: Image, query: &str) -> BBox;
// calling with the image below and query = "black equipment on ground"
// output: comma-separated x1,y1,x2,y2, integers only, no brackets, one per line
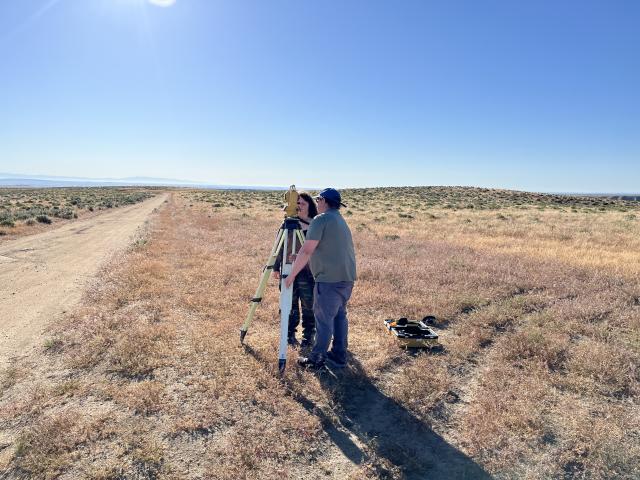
384,316,439,348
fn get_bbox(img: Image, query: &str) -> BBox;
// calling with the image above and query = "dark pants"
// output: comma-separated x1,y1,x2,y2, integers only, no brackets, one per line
288,274,315,340
310,281,354,364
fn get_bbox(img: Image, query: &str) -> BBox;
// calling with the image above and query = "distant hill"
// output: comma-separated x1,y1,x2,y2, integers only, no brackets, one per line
337,186,640,212
0,173,285,190
1,174,637,199
572,193,640,201
615,195,640,201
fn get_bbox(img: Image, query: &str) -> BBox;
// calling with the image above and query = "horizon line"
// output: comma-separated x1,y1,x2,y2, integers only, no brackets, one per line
1,173,639,196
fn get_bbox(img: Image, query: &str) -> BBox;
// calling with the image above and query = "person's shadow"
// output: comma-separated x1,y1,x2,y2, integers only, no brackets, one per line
244,346,491,479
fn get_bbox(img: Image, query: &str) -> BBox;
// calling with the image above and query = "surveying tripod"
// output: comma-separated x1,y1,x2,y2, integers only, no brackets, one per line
240,186,306,374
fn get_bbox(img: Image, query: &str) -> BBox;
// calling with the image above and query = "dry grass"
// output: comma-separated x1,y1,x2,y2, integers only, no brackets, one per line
1,187,639,479
0,187,157,240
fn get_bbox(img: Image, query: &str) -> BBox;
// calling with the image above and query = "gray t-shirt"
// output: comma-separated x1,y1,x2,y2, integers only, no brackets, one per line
306,209,357,283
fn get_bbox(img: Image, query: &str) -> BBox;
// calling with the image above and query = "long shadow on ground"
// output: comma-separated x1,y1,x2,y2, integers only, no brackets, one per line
244,345,491,479
316,357,490,479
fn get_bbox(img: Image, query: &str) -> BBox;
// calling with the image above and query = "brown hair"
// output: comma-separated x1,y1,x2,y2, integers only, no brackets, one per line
298,192,318,218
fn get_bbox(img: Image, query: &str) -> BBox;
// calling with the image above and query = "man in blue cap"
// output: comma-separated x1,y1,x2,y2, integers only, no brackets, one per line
284,187,357,369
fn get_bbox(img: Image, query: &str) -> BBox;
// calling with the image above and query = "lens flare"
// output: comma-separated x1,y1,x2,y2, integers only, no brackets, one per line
148,0,176,6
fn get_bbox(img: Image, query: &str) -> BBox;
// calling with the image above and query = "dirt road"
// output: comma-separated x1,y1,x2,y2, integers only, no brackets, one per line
0,193,168,369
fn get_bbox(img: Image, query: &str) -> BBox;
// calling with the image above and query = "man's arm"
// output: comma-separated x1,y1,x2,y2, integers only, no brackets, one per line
284,240,318,289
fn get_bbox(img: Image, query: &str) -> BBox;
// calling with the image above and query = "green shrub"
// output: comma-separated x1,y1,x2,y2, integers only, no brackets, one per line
55,208,74,220
36,215,52,224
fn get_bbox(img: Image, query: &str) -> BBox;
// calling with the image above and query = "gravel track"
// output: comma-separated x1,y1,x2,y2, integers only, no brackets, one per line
0,193,168,369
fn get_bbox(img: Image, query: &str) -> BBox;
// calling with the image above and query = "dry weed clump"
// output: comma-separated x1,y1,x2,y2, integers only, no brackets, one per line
12,409,101,479
0,366,26,393
109,380,166,415
388,356,453,417
0,383,50,424
203,411,321,480
550,401,640,479
501,326,570,371
461,365,555,470
563,339,639,398
345,455,403,480
107,322,174,378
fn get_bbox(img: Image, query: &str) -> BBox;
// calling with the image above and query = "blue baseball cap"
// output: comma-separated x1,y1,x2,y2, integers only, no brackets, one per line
316,188,347,207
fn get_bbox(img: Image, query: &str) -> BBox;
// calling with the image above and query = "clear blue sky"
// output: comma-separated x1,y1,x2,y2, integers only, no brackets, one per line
1,0,638,191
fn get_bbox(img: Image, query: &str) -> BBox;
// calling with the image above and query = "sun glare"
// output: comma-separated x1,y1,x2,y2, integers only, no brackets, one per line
147,0,176,6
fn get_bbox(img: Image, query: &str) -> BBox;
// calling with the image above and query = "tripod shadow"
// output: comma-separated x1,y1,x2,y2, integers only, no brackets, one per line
242,344,365,463
243,345,491,479
316,357,491,479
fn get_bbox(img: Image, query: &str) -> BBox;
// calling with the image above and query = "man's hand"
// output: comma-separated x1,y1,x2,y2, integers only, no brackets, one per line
284,274,295,289
272,270,280,280
283,239,319,290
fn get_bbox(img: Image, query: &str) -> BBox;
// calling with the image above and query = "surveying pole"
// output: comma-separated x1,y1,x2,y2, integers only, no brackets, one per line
240,186,306,374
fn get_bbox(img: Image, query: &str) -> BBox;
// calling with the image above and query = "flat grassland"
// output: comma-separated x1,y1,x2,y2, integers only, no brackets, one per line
0,187,157,240
0,187,638,479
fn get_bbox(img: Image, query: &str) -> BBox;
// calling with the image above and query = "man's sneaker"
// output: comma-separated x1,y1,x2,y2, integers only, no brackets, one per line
297,356,325,370
326,351,347,368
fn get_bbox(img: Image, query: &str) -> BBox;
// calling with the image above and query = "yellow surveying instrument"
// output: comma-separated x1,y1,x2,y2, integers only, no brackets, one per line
240,185,306,374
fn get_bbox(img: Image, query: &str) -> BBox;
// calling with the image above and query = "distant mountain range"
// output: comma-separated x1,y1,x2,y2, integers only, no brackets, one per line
559,192,640,201
0,174,637,199
0,173,286,190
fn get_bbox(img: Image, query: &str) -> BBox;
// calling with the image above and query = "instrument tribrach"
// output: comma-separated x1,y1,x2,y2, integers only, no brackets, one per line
240,185,305,374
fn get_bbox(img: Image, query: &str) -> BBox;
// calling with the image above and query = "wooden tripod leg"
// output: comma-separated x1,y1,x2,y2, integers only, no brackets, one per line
240,228,285,343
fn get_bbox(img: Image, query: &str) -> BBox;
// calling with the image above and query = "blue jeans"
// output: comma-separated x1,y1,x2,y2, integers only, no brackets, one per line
310,281,354,364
